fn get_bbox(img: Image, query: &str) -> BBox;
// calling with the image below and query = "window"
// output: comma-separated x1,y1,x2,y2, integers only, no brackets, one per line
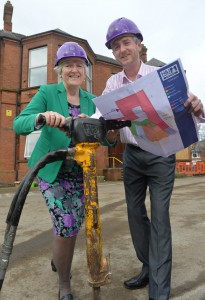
24,130,41,159
198,123,205,141
28,47,47,87
86,62,92,93
192,152,200,159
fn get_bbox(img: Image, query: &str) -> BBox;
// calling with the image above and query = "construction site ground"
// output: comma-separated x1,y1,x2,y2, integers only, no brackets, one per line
0,176,205,300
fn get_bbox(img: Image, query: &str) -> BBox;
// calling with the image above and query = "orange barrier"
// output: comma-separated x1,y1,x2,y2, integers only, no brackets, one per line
176,161,205,175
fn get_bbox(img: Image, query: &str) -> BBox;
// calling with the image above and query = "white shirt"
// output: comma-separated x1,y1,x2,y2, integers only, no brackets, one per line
92,61,158,145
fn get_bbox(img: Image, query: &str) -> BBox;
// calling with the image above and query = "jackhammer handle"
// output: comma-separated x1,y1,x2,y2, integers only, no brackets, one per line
37,114,46,125
99,117,131,131
37,114,72,133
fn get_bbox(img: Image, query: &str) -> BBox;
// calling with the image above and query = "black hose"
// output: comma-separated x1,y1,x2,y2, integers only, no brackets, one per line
0,149,68,291
7,149,68,226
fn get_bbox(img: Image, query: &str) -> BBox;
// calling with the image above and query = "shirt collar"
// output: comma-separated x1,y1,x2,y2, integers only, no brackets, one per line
122,60,145,84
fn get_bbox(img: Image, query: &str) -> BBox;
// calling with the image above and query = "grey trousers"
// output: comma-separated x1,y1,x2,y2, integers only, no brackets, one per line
123,144,176,300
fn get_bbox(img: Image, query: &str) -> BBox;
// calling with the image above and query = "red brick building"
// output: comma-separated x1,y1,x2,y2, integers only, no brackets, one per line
1,1,175,185
0,0,151,184
0,1,124,184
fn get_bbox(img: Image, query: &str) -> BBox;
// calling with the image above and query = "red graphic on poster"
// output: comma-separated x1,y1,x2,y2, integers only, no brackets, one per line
116,90,169,130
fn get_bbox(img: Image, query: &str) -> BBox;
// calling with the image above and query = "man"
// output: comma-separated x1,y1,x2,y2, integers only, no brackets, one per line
100,17,204,300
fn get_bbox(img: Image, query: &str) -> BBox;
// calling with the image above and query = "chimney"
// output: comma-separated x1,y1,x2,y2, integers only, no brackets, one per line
3,1,13,32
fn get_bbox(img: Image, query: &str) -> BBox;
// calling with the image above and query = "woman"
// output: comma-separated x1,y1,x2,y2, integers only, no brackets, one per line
13,42,96,300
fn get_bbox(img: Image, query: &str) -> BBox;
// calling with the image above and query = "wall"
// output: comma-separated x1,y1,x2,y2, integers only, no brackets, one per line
0,38,21,183
0,30,122,184
176,147,191,161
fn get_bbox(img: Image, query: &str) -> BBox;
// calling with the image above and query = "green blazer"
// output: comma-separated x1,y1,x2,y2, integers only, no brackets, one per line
13,82,96,183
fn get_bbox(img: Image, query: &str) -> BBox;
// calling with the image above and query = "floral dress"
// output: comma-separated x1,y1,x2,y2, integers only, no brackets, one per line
37,103,84,237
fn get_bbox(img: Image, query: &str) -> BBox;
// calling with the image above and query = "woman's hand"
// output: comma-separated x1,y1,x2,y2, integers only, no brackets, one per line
78,113,89,118
36,111,67,128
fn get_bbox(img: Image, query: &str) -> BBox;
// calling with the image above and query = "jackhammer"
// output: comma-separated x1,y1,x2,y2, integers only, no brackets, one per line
0,116,131,299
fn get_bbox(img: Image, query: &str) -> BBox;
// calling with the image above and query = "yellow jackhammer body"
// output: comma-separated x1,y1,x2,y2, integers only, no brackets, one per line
64,117,131,299
73,143,111,299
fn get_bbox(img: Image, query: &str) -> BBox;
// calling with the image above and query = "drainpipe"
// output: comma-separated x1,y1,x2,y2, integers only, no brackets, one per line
14,39,23,181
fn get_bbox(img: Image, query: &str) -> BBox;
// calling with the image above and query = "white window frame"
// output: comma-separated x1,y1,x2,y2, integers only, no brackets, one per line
28,46,48,87
24,130,41,159
192,151,200,159
86,62,92,93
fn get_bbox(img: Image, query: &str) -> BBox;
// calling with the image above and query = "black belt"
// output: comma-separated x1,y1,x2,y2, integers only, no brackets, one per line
127,144,141,149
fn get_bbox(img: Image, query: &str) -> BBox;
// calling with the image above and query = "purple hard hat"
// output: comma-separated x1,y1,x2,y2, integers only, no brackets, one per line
55,42,89,66
105,17,143,49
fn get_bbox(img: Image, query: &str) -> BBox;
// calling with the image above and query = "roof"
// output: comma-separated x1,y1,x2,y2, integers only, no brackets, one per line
22,28,76,40
0,28,120,66
95,54,121,66
146,58,166,67
0,29,25,41
21,28,97,56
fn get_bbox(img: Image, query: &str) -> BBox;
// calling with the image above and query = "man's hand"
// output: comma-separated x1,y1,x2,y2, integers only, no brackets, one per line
184,94,204,117
106,129,119,144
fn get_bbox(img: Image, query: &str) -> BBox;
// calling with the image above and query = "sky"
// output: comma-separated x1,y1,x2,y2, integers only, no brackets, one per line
1,0,205,102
